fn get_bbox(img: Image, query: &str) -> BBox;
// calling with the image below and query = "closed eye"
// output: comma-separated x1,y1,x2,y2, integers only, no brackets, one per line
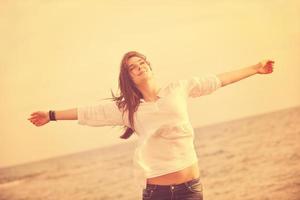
129,65,137,71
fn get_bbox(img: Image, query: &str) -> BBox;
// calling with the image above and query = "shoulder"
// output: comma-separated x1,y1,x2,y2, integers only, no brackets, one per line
163,79,186,90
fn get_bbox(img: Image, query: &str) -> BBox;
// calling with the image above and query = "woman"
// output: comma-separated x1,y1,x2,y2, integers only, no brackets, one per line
28,51,274,200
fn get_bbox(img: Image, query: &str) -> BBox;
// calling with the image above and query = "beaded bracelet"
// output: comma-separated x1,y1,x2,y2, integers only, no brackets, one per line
49,110,57,121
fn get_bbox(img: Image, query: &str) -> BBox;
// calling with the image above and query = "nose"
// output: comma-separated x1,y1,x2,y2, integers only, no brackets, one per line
139,66,145,71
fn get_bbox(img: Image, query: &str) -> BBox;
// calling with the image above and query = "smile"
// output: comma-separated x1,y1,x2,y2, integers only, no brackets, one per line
139,70,147,76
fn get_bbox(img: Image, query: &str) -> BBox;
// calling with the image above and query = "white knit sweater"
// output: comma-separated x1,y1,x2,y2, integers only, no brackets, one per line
77,73,222,190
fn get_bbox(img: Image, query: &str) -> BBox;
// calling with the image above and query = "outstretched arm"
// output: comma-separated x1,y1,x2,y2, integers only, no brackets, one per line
28,109,78,127
28,101,124,127
217,60,275,87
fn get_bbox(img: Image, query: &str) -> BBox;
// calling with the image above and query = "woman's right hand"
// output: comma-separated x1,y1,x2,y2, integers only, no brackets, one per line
28,111,50,127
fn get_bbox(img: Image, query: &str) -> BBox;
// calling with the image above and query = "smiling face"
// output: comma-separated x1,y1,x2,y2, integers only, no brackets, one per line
127,56,153,85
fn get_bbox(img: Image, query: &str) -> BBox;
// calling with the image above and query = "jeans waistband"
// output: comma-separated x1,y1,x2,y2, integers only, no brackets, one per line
146,177,201,190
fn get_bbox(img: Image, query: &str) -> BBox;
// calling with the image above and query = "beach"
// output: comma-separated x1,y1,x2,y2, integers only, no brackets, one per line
0,105,299,200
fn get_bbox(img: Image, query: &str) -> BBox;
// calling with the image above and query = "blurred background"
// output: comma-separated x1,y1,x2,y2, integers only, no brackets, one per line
1,0,299,169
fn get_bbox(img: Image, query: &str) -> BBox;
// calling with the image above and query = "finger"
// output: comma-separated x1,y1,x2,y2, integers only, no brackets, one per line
30,114,39,118
269,67,273,72
267,62,274,67
31,112,40,116
28,116,37,120
31,119,39,124
30,114,38,118
34,122,40,126
36,121,44,126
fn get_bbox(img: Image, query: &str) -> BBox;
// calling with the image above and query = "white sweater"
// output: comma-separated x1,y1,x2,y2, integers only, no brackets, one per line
77,74,222,190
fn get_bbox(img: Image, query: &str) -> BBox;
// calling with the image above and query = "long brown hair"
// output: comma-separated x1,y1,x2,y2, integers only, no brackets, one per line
105,51,152,139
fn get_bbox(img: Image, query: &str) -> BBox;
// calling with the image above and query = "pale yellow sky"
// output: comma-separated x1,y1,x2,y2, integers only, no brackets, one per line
1,0,299,168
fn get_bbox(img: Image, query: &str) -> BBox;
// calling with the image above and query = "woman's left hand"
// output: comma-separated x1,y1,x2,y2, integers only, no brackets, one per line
256,60,275,74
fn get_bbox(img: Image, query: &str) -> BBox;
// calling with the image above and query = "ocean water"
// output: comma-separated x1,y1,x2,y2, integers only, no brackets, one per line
0,106,300,200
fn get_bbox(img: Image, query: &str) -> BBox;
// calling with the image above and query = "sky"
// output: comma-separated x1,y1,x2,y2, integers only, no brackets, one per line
1,0,299,168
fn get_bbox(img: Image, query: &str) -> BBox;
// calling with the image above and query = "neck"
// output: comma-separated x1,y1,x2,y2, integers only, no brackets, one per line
136,78,160,102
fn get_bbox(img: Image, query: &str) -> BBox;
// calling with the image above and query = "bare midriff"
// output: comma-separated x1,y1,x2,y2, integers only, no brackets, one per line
146,162,200,185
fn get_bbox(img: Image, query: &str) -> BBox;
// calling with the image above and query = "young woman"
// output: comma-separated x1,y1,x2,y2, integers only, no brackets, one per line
28,51,274,200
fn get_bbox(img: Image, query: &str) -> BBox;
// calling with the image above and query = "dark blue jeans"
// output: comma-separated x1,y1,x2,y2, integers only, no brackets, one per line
142,177,203,200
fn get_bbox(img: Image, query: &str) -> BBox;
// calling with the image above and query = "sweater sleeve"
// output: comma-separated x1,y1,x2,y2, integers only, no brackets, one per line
77,101,124,127
180,73,222,98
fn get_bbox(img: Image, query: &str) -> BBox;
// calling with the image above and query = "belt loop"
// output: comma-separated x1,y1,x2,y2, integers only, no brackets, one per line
184,181,189,188
184,177,199,188
170,185,175,190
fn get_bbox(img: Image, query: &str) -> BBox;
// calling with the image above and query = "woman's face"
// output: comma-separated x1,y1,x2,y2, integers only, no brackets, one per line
127,56,153,84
